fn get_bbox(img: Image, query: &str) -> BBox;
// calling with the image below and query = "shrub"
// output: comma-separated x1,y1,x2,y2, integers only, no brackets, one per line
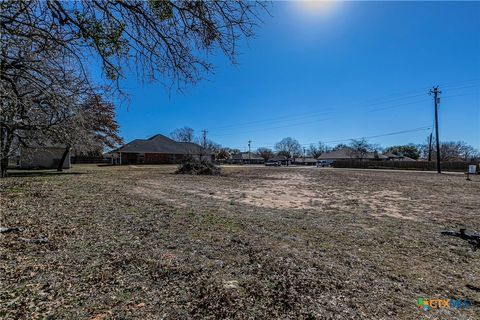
175,159,221,175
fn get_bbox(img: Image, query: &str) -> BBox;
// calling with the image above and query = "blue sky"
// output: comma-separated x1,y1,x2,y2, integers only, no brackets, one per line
114,1,480,152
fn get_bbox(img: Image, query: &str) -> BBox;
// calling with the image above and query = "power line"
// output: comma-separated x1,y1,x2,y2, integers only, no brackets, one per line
210,98,430,138
441,92,479,100
209,93,427,132
322,126,432,144
438,79,480,90
209,87,477,142
209,88,477,138
207,81,479,133
228,125,432,150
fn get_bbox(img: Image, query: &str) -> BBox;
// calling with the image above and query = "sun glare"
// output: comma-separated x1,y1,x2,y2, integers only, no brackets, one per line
295,0,338,16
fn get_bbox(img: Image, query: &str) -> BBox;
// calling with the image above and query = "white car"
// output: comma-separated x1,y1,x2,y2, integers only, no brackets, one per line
265,160,281,167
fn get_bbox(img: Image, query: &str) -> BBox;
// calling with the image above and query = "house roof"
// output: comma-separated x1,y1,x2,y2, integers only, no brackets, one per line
317,148,353,160
383,152,400,158
268,155,288,161
293,158,317,163
383,152,416,161
317,148,388,160
365,152,389,160
114,134,213,155
232,152,264,160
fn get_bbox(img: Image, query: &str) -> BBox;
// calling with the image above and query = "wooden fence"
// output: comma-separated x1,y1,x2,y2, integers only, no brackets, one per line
332,160,478,172
70,156,110,164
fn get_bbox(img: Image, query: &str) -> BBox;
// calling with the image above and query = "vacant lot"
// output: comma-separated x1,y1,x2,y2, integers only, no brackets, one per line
1,165,479,319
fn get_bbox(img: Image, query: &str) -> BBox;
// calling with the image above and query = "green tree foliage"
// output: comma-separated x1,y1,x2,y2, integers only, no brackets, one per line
384,145,420,160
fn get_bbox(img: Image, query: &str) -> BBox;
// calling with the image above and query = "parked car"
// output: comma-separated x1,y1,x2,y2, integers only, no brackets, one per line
317,160,333,167
265,160,281,167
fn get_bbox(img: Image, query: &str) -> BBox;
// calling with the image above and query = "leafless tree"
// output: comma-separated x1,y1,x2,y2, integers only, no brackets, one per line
349,138,372,160
216,148,231,161
332,143,349,151
0,35,92,176
1,0,267,93
308,142,330,158
170,127,195,143
275,137,302,161
432,141,479,161
257,147,274,161
195,137,220,152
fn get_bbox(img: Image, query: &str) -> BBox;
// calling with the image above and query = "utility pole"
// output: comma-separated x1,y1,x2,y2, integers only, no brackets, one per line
427,133,433,162
201,129,208,149
201,129,208,158
429,86,442,173
303,147,306,162
248,140,251,164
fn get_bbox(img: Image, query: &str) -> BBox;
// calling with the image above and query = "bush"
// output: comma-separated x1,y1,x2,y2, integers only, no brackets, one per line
175,159,221,175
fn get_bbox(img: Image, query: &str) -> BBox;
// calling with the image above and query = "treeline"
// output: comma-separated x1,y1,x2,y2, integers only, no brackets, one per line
170,128,479,162
261,137,479,161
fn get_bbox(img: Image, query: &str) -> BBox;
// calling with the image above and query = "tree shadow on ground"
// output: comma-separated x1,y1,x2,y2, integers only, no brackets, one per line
5,170,87,178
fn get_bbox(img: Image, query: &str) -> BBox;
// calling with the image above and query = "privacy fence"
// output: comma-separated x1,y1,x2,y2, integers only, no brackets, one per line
70,156,110,164
332,160,478,172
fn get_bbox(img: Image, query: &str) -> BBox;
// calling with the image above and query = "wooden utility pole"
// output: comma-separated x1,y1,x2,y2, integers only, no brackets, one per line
201,129,208,148
248,140,251,164
200,129,208,158
427,133,433,162
429,86,442,173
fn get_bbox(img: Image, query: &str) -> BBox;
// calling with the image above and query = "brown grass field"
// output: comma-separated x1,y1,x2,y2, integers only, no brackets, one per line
1,165,479,319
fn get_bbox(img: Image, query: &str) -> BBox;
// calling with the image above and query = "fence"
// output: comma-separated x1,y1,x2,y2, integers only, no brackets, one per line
70,156,110,164
332,160,478,172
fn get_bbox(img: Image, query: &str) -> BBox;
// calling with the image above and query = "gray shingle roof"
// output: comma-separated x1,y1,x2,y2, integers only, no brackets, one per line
317,148,353,160
294,158,317,163
269,156,288,161
114,134,213,154
232,152,264,160
317,148,388,160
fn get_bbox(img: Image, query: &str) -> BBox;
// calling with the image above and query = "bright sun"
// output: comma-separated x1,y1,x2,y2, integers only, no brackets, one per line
295,0,338,17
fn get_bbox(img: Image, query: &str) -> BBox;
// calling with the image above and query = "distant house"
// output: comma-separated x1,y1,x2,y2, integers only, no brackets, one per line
268,155,289,166
317,147,388,161
364,151,389,161
231,152,265,164
110,134,214,164
317,148,354,161
18,145,71,169
383,152,416,161
292,157,317,166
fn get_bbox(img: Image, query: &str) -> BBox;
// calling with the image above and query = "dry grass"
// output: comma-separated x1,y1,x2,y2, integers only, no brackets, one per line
1,165,479,319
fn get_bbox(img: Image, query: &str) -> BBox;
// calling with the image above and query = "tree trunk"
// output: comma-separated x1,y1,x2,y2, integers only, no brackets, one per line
0,157,8,178
1,127,14,178
57,146,71,171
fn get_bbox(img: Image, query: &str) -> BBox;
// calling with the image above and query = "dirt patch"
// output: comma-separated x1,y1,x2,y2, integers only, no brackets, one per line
133,170,426,221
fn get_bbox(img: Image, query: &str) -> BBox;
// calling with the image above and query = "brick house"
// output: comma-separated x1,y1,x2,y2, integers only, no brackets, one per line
231,152,265,164
111,134,214,165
